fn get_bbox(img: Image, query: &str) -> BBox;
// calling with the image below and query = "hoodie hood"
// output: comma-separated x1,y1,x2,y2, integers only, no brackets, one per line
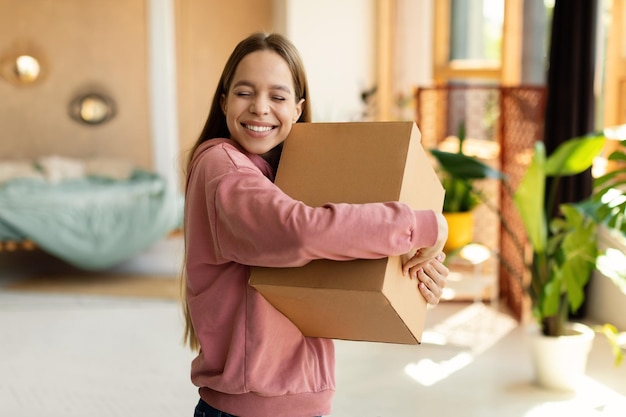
189,138,276,183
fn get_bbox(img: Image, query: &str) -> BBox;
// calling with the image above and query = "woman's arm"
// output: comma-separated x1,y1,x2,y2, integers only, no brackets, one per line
212,168,443,267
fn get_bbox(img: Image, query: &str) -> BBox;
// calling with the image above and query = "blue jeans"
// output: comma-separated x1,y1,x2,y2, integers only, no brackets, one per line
193,398,322,417
194,399,237,417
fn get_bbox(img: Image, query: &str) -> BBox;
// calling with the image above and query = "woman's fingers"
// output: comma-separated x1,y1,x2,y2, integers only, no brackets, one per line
402,250,445,276
402,212,449,275
406,253,448,305
402,248,434,275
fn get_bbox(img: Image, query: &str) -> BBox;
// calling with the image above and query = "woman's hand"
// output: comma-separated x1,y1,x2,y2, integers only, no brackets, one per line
404,252,448,305
402,212,448,270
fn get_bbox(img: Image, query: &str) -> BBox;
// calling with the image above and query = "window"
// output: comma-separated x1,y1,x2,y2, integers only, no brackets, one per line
433,0,522,84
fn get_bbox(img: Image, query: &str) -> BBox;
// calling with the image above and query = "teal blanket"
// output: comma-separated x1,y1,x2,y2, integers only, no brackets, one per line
0,170,182,270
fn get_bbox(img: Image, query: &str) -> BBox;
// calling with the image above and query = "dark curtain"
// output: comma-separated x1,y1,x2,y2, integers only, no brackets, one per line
543,0,598,210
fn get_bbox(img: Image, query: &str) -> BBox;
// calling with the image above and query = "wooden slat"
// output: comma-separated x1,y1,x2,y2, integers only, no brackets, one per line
0,240,36,252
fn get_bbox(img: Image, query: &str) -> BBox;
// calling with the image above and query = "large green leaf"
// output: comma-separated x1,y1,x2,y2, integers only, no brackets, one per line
558,205,597,313
441,176,476,212
593,139,626,234
608,149,626,162
537,204,597,319
594,170,626,193
430,149,505,180
545,134,605,176
514,141,547,252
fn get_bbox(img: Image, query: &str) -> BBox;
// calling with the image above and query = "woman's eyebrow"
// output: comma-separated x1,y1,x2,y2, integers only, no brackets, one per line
232,80,292,94
232,80,254,88
270,84,292,94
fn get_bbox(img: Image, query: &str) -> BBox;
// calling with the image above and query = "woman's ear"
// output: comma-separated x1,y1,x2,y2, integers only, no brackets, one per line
294,98,305,122
220,94,227,114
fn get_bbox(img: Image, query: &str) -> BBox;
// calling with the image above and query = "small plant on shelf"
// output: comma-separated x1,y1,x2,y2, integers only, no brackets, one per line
429,122,505,251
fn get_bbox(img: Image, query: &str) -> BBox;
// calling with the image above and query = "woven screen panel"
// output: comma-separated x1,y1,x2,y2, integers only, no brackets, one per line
415,85,546,320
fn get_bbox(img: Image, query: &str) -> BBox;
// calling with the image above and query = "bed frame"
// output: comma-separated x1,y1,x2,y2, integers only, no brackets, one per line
0,228,182,253
0,239,36,252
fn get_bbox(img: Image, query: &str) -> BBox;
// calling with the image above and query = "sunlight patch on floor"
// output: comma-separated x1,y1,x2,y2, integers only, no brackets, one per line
523,376,626,417
405,302,517,386
404,352,474,386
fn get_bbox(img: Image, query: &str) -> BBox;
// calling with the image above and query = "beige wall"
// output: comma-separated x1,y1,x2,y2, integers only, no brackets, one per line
0,0,151,167
0,0,273,172
176,0,273,169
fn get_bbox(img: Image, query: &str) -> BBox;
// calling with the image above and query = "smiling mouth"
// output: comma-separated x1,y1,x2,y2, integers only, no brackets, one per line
244,124,275,133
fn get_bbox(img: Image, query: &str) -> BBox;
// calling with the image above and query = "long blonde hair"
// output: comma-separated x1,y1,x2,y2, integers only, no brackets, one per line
181,32,311,351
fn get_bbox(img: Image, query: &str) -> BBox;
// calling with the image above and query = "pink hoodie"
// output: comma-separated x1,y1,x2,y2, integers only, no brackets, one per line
184,138,439,417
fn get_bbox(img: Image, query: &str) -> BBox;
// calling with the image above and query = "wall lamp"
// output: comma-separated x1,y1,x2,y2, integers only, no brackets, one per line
0,48,45,86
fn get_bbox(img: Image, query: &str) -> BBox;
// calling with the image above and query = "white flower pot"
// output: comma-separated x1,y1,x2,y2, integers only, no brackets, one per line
528,322,595,391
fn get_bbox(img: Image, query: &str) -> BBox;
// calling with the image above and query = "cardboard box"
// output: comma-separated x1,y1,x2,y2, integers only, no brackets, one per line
249,121,444,344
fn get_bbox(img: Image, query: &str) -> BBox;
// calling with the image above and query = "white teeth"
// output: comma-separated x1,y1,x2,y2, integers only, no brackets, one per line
245,124,273,132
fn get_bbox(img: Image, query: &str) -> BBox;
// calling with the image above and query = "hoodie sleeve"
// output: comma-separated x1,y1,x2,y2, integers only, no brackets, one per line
210,165,438,268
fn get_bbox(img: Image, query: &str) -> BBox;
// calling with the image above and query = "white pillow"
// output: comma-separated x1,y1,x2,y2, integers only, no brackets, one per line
0,160,44,184
38,155,86,183
85,157,134,180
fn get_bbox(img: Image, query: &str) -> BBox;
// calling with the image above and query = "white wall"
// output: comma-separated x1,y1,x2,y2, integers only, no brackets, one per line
274,0,433,122
393,0,434,120
280,0,376,122
148,0,180,191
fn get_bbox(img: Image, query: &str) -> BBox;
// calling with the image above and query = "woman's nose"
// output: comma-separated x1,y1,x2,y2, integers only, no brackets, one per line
249,97,269,115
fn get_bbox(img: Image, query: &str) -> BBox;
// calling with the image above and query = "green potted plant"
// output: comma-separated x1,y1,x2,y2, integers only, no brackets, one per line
588,127,626,361
430,123,505,252
590,124,626,236
511,131,625,390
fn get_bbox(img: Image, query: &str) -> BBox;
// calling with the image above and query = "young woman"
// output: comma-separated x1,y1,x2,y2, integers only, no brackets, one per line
183,32,448,417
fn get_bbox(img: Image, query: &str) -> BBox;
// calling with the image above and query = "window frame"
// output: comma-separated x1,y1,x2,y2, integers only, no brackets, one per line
433,0,522,85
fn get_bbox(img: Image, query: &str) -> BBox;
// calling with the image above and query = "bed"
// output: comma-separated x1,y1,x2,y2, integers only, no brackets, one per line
0,156,183,270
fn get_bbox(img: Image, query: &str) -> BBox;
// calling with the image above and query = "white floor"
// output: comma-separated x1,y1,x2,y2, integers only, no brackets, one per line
1,238,625,417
